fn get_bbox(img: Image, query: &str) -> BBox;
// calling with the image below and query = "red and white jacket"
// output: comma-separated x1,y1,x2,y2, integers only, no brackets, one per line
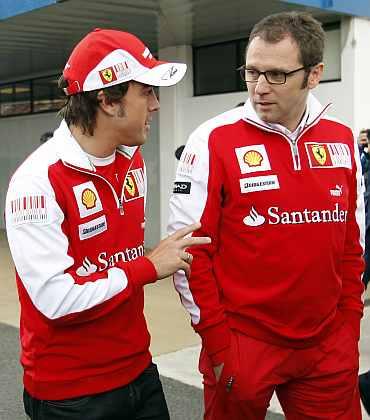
5,120,157,399
168,94,365,366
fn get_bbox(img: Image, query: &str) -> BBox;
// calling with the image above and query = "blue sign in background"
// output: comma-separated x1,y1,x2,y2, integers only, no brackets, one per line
0,0,58,21
281,0,370,18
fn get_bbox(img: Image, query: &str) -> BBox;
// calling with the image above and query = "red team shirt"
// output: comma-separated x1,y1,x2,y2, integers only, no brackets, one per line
168,94,365,365
6,120,157,399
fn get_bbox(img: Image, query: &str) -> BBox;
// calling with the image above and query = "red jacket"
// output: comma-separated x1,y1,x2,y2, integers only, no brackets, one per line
168,95,365,366
5,120,157,399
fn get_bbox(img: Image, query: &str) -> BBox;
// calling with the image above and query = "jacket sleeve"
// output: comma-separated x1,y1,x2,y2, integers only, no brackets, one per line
5,174,157,326
168,128,231,366
338,134,366,340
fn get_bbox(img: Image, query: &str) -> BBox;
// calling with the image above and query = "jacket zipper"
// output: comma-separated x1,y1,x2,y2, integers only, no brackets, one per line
245,104,331,172
291,138,300,169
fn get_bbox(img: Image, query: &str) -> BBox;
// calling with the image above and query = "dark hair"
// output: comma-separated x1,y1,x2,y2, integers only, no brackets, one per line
360,128,370,138
40,131,53,144
58,76,130,136
248,11,325,86
175,145,185,161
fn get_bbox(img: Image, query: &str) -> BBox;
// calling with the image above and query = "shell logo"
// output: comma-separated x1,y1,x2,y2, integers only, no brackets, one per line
243,150,263,167
81,188,97,209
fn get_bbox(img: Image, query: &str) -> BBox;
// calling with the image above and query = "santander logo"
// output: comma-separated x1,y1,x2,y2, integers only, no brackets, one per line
243,203,347,227
76,257,97,276
243,207,266,226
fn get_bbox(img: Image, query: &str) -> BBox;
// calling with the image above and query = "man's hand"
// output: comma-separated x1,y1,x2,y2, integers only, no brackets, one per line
213,363,224,382
146,222,211,279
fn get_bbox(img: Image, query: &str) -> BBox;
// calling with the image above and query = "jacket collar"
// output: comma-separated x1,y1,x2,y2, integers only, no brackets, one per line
53,120,138,171
242,93,332,136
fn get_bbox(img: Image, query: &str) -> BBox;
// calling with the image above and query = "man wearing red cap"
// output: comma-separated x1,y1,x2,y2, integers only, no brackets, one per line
5,28,210,420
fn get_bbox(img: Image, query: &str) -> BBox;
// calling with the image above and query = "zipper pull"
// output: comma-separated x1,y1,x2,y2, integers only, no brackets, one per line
226,376,234,392
119,199,124,215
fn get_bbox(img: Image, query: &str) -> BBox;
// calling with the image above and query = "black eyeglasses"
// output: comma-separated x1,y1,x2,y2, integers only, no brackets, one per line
238,65,308,85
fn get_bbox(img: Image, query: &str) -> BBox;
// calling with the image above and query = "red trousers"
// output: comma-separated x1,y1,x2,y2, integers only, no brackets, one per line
200,322,361,420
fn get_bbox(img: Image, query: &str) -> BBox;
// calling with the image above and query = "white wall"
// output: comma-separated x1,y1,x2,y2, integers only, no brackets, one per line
352,17,370,135
141,115,160,249
0,112,60,229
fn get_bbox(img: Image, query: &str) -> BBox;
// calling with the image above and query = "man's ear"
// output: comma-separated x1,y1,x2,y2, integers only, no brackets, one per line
96,90,116,117
307,62,324,89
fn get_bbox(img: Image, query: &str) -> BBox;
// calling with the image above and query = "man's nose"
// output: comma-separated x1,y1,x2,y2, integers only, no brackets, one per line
149,89,160,112
254,74,271,94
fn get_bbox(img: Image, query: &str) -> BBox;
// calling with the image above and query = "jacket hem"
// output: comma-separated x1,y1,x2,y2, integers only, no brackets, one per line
24,352,151,400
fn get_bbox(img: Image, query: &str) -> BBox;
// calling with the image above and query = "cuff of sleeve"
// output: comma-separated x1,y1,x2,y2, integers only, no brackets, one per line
341,309,362,341
198,321,231,366
118,256,157,288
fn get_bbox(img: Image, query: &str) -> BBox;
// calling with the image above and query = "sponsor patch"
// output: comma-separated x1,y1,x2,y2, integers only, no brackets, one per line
235,145,271,174
243,203,347,227
10,195,48,225
76,257,98,277
112,61,131,79
240,175,279,194
243,207,266,226
305,142,351,169
123,168,145,202
330,185,343,197
73,181,103,218
178,152,197,176
78,215,107,241
99,67,117,84
173,181,191,194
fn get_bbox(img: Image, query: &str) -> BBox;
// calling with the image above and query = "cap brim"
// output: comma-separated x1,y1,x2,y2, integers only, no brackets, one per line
133,62,187,87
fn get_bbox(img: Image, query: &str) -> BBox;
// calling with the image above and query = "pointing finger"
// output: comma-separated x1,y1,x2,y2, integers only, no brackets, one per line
170,223,201,241
181,236,211,248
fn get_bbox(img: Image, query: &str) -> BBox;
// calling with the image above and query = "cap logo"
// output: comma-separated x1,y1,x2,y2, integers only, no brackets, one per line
99,67,117,84
113,61,131,79
161,66,178,80
143,47,153,59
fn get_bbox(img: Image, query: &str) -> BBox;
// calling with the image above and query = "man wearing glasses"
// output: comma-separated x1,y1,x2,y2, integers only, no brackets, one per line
168,11,364,420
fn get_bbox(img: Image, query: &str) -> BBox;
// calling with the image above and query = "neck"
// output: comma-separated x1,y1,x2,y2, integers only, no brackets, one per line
286,107,307,132
70,123,118,158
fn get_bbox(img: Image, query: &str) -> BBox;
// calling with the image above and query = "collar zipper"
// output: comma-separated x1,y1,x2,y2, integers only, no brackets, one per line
63,148,140,216
64,163,125,215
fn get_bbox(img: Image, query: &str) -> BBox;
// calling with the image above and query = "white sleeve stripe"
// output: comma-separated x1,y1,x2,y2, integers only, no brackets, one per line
168,134,211,324
38,267,128,320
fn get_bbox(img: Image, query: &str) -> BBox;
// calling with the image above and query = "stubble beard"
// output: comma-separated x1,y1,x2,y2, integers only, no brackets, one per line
117,103,126,118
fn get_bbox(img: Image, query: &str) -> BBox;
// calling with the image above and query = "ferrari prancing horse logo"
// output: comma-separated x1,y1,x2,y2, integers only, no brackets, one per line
125,175,136,197
123,169,145,202
99,67,117,84
311,145,327,165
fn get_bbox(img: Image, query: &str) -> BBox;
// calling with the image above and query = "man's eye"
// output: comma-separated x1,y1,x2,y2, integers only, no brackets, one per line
246,69,258,76
268,71,284,79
